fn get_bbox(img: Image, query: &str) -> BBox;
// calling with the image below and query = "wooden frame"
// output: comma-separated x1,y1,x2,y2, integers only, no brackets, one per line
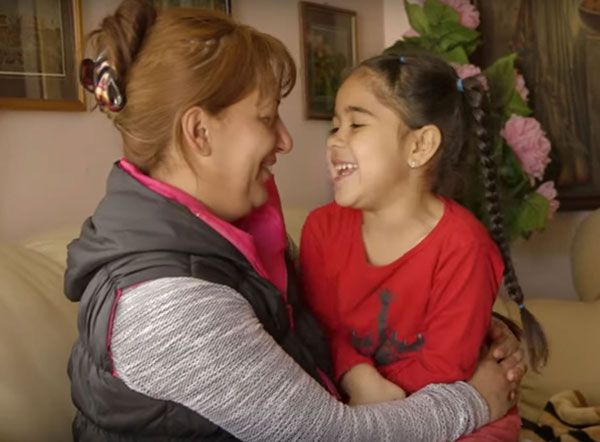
0,0,85,111
474,0,600,210
153,0,232,15
299,1,357,120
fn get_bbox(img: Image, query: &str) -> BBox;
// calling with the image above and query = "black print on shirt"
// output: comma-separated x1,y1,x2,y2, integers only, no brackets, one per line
351,289,425,366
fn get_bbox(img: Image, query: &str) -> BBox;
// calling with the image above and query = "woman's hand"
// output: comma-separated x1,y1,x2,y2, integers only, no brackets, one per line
341,363,406,405
486,315,528,401
467,357,515,422
469,314,528,421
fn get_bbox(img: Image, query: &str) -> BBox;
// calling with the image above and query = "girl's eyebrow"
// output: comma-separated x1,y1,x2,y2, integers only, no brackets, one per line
332,105,375,120
345,105,375,116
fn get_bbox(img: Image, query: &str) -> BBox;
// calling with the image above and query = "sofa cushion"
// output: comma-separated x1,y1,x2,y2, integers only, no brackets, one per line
0,243,77,442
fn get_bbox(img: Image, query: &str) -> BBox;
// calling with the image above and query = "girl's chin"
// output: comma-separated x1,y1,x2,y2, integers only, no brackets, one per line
334,191,358,208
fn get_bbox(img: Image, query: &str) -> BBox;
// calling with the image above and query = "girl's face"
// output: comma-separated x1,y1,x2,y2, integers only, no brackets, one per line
327,73,413,211
203,88,293,220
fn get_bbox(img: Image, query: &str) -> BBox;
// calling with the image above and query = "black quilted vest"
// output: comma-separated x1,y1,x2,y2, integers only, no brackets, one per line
65,163,334,441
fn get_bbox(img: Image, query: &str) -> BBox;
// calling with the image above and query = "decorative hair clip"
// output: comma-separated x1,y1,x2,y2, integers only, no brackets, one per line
456,78,465,93
79,50,126,112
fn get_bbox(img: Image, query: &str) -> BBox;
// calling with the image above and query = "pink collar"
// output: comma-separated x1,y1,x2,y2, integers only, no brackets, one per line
118,158,288,298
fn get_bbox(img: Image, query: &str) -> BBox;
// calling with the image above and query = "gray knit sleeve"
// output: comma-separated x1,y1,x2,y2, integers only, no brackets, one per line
111,277,490,442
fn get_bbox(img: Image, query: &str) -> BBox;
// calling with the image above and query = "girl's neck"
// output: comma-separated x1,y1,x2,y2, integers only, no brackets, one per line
361,191,442,233
360,191,444,266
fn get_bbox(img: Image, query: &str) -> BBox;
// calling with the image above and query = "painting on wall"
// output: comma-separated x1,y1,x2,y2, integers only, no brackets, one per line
300,1,357,120
153,0,231,15
0,0,85,111
475,0,600,210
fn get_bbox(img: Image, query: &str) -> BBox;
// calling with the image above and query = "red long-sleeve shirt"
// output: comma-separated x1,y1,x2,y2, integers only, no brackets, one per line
300,197,504,393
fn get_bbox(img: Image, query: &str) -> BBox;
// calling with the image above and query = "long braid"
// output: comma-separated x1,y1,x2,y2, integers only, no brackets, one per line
463,78,549,370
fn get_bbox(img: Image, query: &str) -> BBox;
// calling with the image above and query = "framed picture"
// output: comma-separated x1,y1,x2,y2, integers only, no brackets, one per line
153,0,231,15
300,1,357,120
475,0,600,210
0,0,85,111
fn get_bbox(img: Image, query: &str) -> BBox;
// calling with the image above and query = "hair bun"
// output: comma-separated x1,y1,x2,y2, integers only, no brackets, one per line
88,0,157,86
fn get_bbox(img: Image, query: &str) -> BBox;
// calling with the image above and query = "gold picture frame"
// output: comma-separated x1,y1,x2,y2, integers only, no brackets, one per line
300,1,357,120
153,0,231,15
0,0,85,112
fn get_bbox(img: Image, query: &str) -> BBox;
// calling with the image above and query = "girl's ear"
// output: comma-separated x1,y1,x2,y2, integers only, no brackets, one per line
181,105,212,157
406,124,442,169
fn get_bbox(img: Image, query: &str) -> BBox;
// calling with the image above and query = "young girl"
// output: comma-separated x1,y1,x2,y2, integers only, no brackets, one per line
300,54,548,439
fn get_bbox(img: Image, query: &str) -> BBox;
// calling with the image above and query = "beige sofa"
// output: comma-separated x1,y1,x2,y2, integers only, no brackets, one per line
1,210,599,441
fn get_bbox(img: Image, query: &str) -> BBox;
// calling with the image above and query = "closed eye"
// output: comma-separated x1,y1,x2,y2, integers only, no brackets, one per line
260,116,275,125
329,126,339,135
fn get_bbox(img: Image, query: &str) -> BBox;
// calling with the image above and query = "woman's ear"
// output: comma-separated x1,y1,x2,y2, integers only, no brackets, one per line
407,124,442,169
181,106,211,157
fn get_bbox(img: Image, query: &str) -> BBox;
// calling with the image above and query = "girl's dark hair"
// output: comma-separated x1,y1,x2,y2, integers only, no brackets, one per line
356,53,548,370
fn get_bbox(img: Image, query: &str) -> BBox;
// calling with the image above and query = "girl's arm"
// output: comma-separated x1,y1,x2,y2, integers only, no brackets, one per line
111,277,495,442
379,243,502,393
299,217,375,382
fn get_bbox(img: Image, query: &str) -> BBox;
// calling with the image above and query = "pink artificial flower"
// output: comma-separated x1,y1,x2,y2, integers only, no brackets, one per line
514,70,529,103
440,0,480,29
501,114,552,184
451,63,488,90
536,181,560,219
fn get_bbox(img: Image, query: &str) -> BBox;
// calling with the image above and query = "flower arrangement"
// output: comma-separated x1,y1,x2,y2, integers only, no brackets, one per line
387,0,558,240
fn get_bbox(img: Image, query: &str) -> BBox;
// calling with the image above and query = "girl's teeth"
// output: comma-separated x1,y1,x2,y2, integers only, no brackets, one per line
335,163,358,171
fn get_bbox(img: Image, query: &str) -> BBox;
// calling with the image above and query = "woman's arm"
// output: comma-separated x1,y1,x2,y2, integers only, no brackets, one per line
111,277,494,442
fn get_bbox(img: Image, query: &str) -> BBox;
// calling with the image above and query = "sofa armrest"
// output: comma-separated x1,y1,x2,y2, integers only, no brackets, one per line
494,296,600,423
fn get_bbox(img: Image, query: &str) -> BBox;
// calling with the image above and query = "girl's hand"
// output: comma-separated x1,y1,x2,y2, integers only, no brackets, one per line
341,363,407,405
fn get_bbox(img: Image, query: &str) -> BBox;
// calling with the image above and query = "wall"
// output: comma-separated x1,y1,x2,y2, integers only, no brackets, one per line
0,0,589,300
0,0,383,241
234,0,384,211
0,0,122,241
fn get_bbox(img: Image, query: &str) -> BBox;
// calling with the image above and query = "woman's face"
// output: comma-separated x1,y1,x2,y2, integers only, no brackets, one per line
202,88,293,220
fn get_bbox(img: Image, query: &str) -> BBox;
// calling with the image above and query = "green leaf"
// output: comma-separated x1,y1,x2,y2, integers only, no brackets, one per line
505,91,533,117
499,142,530,191
404,0,431,35
463,36,482,55
436,26,480,52
442,45,469,64
514,193,549,237
484,53,517,110
384,37,437,55
423,0,460,27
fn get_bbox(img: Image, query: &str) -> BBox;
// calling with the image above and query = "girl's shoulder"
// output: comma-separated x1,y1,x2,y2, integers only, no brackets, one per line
304,202,360,238
440,198,498,249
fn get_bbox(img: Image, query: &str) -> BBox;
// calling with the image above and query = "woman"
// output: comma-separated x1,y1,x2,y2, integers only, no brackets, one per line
65,1,525,440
